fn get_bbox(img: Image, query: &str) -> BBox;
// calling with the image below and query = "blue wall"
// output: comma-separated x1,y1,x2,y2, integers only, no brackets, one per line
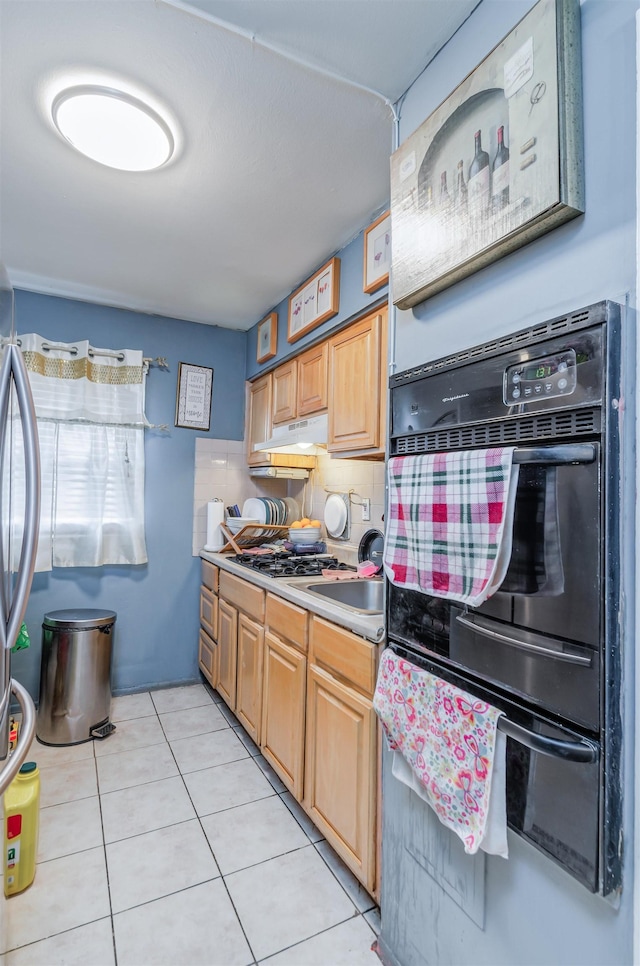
11,291,246,697
245,222,389,379
382,1,637,964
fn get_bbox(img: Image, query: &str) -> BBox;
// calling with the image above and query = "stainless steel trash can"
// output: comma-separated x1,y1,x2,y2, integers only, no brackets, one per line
36,609,117,746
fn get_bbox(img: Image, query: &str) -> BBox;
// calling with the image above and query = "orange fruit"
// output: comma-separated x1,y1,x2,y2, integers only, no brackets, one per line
310,520,321,528
290,521,303,529
300,518,311,526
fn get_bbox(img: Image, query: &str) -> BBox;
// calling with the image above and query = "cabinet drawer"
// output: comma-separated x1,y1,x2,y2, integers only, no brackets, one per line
219,571,265,621
201,559,218,593
266,594,308,652
199,628,217,686
200,587,218,640
310,616,377,697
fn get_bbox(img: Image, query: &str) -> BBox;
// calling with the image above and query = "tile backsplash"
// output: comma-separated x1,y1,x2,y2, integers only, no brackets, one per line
192,439,385,562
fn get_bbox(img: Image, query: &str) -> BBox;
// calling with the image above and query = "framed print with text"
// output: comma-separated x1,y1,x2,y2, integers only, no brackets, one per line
175,362,213,430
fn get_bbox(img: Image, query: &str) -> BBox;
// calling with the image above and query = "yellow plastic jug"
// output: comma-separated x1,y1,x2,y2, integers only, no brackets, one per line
3,761,40,897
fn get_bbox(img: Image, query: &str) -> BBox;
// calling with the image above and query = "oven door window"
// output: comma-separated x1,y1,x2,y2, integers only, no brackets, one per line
507,723,599,892
500,465,564,596
501,448,601,649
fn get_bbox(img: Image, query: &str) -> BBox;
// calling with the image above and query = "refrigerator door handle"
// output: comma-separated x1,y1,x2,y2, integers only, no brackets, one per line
0,348,14,743
0,346,13,649
5,344,40,652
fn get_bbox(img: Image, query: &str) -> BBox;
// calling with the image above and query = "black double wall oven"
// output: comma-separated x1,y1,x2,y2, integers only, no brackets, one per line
386,301,623,896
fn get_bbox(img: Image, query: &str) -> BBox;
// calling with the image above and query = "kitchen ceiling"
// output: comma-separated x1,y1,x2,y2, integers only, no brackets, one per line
0,0,478,330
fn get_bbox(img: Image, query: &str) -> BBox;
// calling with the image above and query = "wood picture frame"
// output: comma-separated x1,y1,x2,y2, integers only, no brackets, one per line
363,211,391,294
175,362,213,430
390,0,583,310
287,257,340,344
256,312,277,363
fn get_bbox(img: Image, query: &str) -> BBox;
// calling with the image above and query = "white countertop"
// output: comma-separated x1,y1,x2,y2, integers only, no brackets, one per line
200,551,386,644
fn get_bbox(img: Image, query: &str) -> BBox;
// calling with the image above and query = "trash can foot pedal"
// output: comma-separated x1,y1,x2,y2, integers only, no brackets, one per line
91,722,116,740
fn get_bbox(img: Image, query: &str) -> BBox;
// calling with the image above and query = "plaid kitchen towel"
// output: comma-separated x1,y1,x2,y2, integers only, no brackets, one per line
383,448,519,606
374,648,507,856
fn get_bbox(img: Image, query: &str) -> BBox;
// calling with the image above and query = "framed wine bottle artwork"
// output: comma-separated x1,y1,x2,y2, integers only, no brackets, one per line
390,0,583,310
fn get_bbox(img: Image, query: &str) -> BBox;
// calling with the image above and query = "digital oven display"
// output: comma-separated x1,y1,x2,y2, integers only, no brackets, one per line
523,362,556,380
503,349,577,405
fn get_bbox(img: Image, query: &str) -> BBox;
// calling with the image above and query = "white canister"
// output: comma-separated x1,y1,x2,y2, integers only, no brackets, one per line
204,499,225,551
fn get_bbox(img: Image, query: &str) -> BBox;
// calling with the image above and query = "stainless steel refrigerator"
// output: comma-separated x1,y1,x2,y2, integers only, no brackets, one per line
0,263,40,792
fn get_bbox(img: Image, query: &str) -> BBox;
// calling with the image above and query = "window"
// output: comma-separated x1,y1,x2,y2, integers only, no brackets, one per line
12,335,148,570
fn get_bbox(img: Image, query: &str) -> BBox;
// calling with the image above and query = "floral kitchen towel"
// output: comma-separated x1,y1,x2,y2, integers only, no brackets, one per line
383,448,519,606
373,648,506,856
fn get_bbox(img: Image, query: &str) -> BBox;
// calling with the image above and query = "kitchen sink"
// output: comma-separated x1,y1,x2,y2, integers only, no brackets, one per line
301,578,384,614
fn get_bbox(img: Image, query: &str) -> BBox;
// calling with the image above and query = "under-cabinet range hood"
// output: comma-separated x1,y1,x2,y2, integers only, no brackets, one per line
256,413,328,455
249,466,310,479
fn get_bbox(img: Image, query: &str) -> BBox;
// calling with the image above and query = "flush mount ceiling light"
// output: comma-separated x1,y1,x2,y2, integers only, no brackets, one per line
51,85,174,171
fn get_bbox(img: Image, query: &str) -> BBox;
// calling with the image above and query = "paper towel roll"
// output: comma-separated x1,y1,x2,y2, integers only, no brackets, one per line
204,499,225,551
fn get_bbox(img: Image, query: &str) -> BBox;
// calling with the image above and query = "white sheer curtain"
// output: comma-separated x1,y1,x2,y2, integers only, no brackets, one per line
12,334,148,570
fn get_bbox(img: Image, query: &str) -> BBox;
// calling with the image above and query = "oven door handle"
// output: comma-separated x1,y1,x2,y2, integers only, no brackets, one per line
513,443,596,465
455,613,593,667
497,717,598,763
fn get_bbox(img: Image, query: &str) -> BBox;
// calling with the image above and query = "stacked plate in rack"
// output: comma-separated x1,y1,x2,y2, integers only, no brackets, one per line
241,497,300,526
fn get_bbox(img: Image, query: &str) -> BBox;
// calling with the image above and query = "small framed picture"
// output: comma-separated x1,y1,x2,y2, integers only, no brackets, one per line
363,211,391,294
256,312,278,363
175,362,213,430
288,257,340,343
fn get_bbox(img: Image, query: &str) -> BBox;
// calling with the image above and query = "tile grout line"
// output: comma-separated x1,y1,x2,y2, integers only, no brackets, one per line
94,723,120,966
13,686,377,964
155,689,261,966
201,685,378,961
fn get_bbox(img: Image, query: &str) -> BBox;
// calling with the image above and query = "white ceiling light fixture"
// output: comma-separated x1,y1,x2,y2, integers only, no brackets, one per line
51,85,175,172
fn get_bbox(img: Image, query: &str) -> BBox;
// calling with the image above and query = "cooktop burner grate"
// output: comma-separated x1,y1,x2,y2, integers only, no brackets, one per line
232,552,354,578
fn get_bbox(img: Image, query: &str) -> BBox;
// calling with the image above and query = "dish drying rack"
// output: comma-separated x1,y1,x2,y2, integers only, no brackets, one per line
219,523,289,554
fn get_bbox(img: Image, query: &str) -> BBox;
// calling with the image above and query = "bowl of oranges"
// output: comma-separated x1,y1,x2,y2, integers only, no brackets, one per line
288,519,322,544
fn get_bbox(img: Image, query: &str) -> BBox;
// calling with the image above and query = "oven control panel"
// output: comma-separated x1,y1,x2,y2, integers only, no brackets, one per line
503,349,577,405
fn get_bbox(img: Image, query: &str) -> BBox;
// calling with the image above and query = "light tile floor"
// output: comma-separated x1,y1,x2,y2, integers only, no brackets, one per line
1,683,381,965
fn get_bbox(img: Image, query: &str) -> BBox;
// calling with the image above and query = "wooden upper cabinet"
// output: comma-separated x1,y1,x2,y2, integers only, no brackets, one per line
328,306,387,456
297,342,328,417
246,372,315,468
272,359,298,425
246,373,273,467
273,343,328,425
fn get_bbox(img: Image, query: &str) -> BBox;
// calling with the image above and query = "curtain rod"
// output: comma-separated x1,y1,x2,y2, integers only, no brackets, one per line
17,339,168,370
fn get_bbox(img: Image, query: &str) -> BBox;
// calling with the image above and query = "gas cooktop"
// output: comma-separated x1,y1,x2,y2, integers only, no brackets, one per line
232,551,355,578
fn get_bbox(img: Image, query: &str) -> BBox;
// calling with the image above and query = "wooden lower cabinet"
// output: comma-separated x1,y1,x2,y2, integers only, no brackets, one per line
217,598,238,710
261,631,306,798
198,628,218,689
304,663,377,893
199,562,219,687
235,613,264,744
201,568,378,897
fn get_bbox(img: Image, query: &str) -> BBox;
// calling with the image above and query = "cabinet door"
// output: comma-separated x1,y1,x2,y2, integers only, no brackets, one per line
236,613,264,744
217,599,238,710
199,629,218,689
297,342,328,417
272,360,298,425
328,310,383,453
200,587,218,641
305,664,377,892
261,631,306,799
246,373,273,467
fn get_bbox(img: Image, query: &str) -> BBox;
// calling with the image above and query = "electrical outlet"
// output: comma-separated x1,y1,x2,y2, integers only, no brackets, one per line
362,498,371,522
